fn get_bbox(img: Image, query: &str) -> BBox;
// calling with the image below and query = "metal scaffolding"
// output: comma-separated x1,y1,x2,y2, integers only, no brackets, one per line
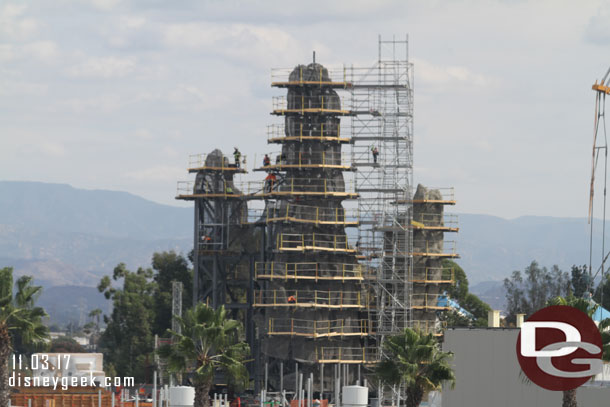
348,35,414,349
347,36,414,407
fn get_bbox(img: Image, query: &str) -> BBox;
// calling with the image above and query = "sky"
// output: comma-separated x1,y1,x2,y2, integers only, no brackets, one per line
2,0,610,219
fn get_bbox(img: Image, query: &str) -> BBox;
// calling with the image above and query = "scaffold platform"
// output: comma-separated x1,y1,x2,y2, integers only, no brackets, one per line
254,261,369,281
267,318,370,338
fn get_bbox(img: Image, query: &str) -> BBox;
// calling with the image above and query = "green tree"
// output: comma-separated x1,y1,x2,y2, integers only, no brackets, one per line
570,265,590,298
504,261,570,323
49,336,86,353
594,273,610,311
159,304,250,407
442,260,491,327
376,328,455,407
98,263,156,382
0,267,49,407
151,251,193,335
546,295,610,407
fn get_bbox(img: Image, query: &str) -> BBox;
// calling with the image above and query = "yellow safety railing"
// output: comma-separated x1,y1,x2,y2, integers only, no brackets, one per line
177,178,358,199
254,262,368,281
412,187,456,204
412,213,459,229
408,320,448,336
271,66,349,86
411,240,458,257
277,233,355,252
410,294,452,310
268,318,370,337
266,204,358,225
315,347,378,364
187,153,247,171
411,267,455,284
259,150,351,169
266,123,346,143
272,95,350,114
176,180,244,198
253,289,368,308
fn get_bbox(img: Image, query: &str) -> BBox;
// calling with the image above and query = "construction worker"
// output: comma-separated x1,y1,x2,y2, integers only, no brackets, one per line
225,184,234,194
233,147,241,168
263,154,271,166
371,145,379,164
265,172,277,193
287,295,296,304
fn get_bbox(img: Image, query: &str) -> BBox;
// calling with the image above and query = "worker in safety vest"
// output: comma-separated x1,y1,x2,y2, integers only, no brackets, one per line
265,173,277,193
371,145,379,164
287,295,296,304
233,147,241,168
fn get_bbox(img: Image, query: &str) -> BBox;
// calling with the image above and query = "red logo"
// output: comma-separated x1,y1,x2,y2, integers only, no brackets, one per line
516,305,603,391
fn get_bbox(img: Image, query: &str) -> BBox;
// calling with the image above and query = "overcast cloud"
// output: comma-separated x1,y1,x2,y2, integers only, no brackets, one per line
1,0,609,219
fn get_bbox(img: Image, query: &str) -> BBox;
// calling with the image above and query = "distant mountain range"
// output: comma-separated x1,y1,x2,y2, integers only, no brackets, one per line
0,181,605,321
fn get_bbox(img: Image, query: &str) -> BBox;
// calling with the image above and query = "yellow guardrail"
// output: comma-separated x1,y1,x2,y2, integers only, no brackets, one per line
411,267,455,283
259,150,351,168
177,178,357,198
268,318,370,337
254,262,368,281
267,123,345,142
187,153,247,171
408,320,448,335
410,294,451,310
315,347,377,364
412,213,459,229
272,95,349,114
277,233,354,252
271,66,349,86
253,290,368,308
411,240,458,256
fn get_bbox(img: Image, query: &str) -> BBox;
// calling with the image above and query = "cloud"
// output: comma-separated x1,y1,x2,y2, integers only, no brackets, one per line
0,3,37,40
0,44,14,61
162,23,302,67
69,56,137,78
88,0,123,11
413,58,496,89
37,142,66,157
584,4,610,46
124,165,184,183
24,41,59,62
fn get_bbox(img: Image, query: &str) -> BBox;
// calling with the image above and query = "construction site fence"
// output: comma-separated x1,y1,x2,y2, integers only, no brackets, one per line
315,347,378,364
11,389,113,407
253,290,369,308
241,204,359,225
177,178,356,197
277,233,354,252
271,66,349,85
187,152,247,171
410,294,451,310
267,123,345,143
272,95,349,112
267,318,371,337
254,261,372,281
258,150,351,168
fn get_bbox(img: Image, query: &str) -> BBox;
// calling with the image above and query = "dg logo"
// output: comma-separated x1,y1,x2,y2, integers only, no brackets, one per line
516,305,603,391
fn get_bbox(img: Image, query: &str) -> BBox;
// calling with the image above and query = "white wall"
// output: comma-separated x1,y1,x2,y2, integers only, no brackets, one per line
442,328,609,407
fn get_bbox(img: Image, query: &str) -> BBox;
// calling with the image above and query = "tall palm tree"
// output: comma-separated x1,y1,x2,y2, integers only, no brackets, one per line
159,303,249,407
0,267,49,407
547,295,610,407
375,327,456,407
